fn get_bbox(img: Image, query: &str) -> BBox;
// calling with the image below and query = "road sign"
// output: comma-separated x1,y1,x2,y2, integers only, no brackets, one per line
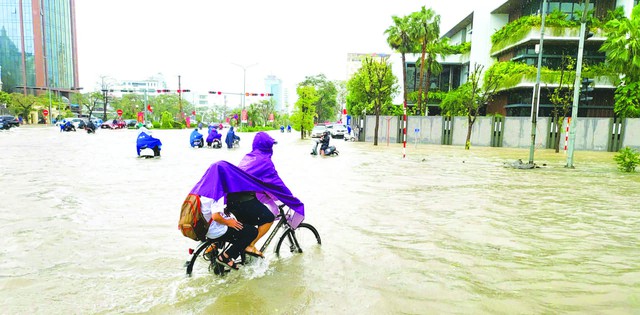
43,109,49,116
414,128,420,133
116,109,123,116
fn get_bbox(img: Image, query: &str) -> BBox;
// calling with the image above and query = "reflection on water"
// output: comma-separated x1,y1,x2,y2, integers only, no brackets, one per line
1,126,639,314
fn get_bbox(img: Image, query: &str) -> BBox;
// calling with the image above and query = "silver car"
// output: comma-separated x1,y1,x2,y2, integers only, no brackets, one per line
311,125,328,138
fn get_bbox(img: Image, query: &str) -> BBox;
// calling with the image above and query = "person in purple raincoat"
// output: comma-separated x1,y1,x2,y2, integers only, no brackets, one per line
190,132,304,259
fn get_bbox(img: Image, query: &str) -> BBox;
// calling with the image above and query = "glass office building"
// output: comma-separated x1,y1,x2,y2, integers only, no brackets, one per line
0,0,79,97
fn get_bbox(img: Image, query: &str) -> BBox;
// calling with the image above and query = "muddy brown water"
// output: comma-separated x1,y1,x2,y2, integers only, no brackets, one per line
1,126,638,314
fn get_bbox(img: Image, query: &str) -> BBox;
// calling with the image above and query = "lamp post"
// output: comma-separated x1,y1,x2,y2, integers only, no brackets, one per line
230,62,258,110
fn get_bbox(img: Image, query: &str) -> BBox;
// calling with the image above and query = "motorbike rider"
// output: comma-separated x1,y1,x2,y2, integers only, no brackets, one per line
225,126,240,149
319,129,331,156
206,125,222,147
190,128,204,148
136,124,162,157
86,120,96,134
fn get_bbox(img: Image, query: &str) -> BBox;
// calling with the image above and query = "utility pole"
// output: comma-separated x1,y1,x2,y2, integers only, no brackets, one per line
566,0,590,168
529,0,547,165
178,75,183,121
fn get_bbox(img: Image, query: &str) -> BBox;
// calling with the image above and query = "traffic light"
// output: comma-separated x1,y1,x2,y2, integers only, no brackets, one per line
208,91,223,95
579,78,594,105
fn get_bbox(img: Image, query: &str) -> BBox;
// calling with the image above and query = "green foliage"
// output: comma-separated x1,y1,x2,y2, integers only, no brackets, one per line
298,74,338,123
486,61,616,90
242,125,277,132
159,111,183,129
152,121,161,128
490,9,617,53
346,57,399,117
290,85,318,139
613,82,640,118
448,42,471,54
8,93,37,123
613,147,640,172
439,83,472,117
600,5,640,118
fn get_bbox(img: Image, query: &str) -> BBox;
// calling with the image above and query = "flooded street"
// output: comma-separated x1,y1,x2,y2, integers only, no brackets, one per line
1,126,639,314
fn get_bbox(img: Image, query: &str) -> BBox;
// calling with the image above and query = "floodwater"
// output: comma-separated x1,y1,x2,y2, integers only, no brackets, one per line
1,125,639,314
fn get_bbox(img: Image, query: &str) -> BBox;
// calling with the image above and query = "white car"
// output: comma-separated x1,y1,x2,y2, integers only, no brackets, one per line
328,124,347,138
311,125,328,138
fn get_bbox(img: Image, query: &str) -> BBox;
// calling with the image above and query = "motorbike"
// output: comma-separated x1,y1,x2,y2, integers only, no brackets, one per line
310,139,339,156
207,138,222,149
85,122,96,134
191,138,204,148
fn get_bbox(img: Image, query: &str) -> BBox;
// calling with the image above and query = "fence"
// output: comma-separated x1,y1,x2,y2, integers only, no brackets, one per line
353,115,640,152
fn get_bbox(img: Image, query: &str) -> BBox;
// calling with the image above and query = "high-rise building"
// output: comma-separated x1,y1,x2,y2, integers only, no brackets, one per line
0,0,79,98
264,74,284,112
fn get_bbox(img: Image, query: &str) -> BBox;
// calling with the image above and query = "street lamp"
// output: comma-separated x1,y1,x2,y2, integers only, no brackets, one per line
230,62,258,110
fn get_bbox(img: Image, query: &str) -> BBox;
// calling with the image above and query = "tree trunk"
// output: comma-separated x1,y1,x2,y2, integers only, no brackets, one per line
465,115,475,150
374,101,380,146
423,56,433,116
401,53,407,106
416,40,427,113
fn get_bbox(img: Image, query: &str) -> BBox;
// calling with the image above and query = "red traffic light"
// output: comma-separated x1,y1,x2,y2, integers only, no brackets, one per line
182,89,190,93
260,93,264,97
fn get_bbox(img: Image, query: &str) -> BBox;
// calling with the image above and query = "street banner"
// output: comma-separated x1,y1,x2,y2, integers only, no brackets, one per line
241,110,248,123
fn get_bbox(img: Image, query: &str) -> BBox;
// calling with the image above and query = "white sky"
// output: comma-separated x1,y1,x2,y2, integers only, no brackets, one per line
75,0,502,104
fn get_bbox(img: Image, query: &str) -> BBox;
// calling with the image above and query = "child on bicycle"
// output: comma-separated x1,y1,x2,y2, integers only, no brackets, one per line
201,196,257,270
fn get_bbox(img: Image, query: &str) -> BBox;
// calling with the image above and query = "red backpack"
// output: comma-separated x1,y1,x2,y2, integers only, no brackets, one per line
178,194,211,241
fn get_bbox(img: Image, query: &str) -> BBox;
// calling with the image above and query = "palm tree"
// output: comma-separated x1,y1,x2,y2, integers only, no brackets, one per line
384,14,414,109
411,6,440,115
415,37,449,115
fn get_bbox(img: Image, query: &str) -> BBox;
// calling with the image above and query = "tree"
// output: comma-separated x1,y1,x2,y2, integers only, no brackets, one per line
73,91,103,120
411,6,441,115
440,63,504,149
290,85,318,139
8,93,37,123
250,98,276,127
346,57,398,146
600,5,640,118
299,74,338,123
385,14,415,112
546,55,576,152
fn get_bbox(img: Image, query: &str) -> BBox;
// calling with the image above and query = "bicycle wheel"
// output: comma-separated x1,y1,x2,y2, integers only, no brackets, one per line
275,223,321,259
185,241,225,277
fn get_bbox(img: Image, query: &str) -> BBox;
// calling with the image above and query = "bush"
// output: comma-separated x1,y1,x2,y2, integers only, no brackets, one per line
152,121,161,128
613,147,640,172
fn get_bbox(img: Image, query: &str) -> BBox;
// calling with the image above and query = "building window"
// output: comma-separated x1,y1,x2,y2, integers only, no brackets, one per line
524,0,596,20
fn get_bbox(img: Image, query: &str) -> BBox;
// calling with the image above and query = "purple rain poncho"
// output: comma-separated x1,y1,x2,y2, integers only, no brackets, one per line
190,132,304,228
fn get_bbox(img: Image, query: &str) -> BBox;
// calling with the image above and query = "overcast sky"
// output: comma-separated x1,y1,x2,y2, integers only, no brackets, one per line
75,0,502,104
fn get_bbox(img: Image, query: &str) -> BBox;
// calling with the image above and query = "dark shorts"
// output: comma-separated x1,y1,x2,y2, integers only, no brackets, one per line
228,196,275,226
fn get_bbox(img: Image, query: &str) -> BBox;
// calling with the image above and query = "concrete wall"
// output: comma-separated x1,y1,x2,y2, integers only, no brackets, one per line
361,116,640,152
406,116,443,144
623,118,640,150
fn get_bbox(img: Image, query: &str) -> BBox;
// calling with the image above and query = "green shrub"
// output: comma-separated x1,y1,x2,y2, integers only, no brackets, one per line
613,147,640,172
152,121,160,128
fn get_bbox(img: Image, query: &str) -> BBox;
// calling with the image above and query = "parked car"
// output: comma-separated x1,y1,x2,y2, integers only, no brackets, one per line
124,119,138,127
0,115,20,128
311,125,328,138
101,119,126,129
328,124,347,138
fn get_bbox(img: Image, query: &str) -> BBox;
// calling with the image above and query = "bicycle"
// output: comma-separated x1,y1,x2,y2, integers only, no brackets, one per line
185,204,321,276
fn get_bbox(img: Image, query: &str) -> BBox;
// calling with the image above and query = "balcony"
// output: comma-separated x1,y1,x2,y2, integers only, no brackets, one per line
491,25,606,56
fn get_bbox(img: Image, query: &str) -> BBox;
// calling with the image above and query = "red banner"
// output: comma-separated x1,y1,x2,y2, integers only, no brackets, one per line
268,113,274,122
